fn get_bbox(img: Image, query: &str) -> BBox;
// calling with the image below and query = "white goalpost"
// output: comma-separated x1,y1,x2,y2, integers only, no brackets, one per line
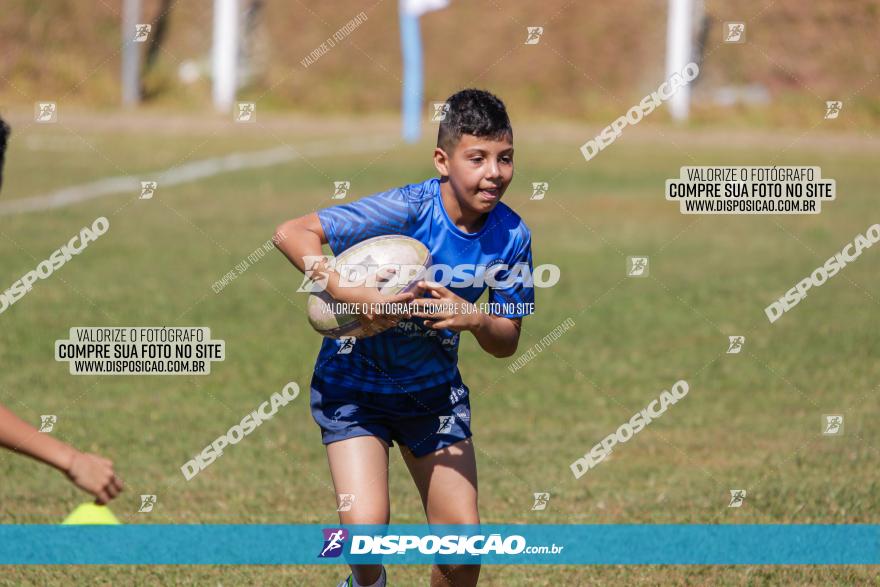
212,0,240,112
665,0,695,121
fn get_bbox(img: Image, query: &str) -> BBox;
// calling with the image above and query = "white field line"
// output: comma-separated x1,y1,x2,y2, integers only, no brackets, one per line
0,135,398,216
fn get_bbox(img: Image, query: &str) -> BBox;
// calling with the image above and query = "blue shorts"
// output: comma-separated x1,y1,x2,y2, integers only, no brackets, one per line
310,373,472,458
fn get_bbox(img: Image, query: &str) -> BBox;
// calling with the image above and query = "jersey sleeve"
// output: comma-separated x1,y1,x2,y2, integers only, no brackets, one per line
487,230,536,319
317,187,415,254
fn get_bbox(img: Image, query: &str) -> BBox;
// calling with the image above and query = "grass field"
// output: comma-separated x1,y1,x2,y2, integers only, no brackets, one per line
0,112,878,585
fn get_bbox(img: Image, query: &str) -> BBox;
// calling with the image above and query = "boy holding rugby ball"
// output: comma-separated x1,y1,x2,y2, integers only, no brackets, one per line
275,89,534,587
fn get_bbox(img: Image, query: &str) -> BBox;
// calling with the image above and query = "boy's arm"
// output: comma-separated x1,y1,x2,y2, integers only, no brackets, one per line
0,404,123,504
411,224,535,358
274,212,415,330
274,212,359,303
470,313,522,358
273,212,329,275
410,282,522,358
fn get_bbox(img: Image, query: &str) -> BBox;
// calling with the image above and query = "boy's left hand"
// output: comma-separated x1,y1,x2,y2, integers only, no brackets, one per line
409,281,483,333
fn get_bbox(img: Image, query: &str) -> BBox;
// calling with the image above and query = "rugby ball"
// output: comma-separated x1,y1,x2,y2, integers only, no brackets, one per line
306,235,431,338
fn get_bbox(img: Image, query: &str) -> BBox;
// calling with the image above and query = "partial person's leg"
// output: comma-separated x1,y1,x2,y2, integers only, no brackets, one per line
327,435,391,586
401,438,480,587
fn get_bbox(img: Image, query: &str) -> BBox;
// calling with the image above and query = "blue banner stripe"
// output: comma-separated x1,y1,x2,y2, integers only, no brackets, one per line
0,525,877,565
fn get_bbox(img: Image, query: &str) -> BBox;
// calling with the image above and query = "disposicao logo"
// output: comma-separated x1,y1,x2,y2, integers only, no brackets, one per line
319,528,349,558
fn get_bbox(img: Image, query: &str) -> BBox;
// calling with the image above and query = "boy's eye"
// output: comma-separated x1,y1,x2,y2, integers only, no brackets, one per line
469,157,483,163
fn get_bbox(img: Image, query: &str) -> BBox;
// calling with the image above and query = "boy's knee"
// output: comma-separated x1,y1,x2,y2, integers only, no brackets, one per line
339,508,390,526
427,496,479,526
426,512,479,525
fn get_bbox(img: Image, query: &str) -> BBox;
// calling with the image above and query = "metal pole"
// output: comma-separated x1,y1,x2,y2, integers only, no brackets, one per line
400,3,423,143
121,0,142,106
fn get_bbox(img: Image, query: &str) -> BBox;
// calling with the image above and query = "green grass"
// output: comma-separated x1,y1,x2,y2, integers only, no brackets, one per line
0,116,878,585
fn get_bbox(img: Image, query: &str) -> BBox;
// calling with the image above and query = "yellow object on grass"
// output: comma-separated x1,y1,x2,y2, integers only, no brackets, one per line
61,503,121,525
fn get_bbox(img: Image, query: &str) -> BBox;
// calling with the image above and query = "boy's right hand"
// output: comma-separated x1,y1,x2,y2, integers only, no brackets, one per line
328,266,417,335
65,451,124,505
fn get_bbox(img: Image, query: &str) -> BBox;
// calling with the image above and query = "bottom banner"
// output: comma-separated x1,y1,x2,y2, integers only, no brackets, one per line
0,524,877,565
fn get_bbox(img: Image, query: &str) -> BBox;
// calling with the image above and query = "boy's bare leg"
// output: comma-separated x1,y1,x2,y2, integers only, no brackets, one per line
326,435,391,586
400,438,480,587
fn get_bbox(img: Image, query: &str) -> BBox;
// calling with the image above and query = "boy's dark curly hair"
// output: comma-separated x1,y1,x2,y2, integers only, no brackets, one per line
437,89,512,153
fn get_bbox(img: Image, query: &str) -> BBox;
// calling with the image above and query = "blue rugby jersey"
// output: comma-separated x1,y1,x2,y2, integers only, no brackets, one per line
313,177,534,393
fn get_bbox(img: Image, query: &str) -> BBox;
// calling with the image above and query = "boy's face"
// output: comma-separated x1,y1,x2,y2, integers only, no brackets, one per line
434,133,514,216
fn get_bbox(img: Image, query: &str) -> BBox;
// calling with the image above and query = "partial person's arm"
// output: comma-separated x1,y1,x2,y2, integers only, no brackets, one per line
0,404,123,504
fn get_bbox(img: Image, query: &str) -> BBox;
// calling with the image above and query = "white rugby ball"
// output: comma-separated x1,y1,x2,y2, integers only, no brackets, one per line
306,235,431,339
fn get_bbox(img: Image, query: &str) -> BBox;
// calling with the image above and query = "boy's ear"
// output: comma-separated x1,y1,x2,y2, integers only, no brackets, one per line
433,147,451,177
